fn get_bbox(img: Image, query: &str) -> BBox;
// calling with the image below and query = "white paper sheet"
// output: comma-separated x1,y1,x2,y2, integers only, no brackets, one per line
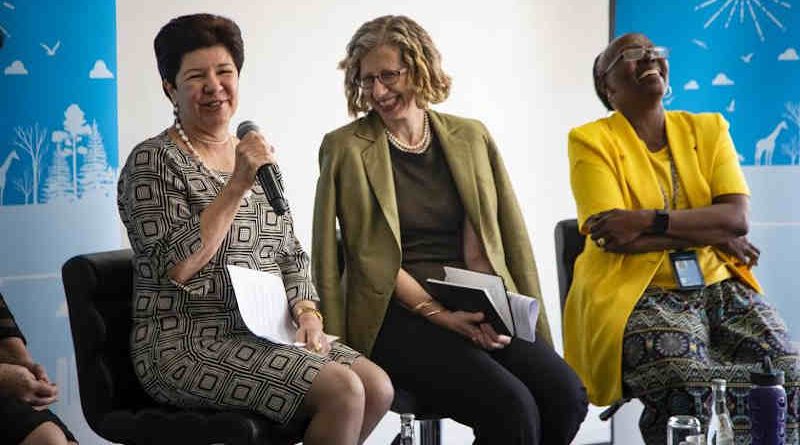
226,264,297,345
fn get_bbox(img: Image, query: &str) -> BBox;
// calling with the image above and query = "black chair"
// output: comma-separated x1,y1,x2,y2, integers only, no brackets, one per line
62,249,303,445
554,218,585,310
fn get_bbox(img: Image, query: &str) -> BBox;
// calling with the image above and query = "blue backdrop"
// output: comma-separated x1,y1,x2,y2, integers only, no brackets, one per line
614,1,800,340
0,1,119,443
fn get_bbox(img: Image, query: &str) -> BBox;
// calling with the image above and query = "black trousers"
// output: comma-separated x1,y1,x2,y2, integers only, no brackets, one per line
372,299,588,445
0,395,75,444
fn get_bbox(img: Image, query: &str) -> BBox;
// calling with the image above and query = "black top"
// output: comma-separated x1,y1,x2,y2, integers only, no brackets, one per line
0,292,25,342
389,133,466,288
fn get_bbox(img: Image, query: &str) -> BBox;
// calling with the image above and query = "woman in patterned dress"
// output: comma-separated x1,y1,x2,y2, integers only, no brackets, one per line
563,32,800,444
117,14,392,445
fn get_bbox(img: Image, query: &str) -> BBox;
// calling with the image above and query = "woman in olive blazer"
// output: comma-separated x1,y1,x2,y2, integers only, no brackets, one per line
312,15,586,445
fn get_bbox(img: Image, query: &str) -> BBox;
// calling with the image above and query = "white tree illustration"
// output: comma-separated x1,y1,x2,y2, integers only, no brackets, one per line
13,123,49,204
43,147,74,203
14,171,33,204
62,104,91,198
782,136,800,165
78,120,113,198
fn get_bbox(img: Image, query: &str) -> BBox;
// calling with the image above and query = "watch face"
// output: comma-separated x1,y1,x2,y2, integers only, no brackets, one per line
653,210,669,234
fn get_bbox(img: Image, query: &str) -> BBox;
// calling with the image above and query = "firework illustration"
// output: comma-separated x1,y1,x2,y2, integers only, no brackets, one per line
695,0,791,42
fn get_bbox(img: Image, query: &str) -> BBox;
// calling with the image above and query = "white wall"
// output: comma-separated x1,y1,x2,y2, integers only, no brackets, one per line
117,1,615,443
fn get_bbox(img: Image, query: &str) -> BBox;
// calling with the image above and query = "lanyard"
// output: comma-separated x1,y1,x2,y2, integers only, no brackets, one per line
656,147,679,210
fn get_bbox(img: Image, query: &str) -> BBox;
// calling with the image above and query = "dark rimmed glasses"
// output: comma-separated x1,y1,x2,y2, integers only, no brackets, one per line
355,68,408,90
603,46,668,76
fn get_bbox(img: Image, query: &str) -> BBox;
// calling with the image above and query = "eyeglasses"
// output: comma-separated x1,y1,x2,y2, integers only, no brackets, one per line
355,68,408,89
603,46,668,76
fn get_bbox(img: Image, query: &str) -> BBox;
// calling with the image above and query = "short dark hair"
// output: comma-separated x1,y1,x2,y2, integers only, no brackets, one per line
592,54,613,111
154,13,244,92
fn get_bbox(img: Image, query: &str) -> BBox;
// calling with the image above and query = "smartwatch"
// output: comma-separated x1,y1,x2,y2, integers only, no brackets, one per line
650,209,670,234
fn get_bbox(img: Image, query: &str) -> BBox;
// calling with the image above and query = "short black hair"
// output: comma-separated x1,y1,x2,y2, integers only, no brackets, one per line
592,54,613,111
154,13,244,94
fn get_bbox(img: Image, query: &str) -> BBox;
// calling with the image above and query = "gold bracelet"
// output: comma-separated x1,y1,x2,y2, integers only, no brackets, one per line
423,309,444,318
294,306,323,323
412,300,435,313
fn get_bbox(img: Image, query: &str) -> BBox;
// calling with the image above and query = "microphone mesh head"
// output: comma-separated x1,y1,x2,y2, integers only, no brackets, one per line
236,121,260,139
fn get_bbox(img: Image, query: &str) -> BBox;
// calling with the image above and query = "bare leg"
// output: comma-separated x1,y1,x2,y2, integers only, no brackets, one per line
302,362,365,445
21,421,69,445
350,357,394,444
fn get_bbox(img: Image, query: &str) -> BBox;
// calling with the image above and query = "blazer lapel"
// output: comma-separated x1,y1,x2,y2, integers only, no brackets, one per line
358,113,401,249
608,112,667,210
429,111,483,236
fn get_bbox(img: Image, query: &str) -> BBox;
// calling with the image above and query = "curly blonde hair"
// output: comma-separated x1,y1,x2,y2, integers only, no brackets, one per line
339,15,452,117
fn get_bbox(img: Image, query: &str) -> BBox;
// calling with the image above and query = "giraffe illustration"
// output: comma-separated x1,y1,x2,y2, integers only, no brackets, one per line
0,150,20,205
754,121,788,166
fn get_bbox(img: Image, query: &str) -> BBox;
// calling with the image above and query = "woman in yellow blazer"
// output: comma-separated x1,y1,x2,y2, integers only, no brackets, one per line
313,15,587,445
564,32,799,444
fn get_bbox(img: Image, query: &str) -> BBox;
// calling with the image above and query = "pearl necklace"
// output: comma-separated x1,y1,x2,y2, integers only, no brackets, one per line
385,112,431,154
174,116,252,198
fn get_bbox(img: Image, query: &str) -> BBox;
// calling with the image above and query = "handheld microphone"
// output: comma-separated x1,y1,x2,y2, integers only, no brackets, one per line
236,121,290,215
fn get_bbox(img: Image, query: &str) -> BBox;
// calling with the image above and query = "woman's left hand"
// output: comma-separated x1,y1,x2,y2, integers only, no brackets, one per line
715,236,760,267
587,209,651,251
476,323,511,350
295,312,330,355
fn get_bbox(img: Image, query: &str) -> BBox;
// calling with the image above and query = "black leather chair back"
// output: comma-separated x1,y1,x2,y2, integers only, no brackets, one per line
554,219,585,310
62,249,300,444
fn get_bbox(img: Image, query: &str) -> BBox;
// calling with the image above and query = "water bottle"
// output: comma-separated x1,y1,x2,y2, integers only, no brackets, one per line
750,356,787,445
707,379,735,445
399,413,418,445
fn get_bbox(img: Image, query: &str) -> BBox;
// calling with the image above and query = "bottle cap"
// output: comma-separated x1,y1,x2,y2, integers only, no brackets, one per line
750,356,785,386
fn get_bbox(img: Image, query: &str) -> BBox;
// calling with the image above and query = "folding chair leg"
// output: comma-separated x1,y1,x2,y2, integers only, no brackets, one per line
419,419,441,445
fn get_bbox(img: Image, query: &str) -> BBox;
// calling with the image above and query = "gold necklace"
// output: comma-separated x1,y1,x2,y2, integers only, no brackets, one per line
385,112,431,154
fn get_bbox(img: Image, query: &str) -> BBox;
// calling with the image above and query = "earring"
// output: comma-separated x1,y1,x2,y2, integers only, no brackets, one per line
663,84,673,101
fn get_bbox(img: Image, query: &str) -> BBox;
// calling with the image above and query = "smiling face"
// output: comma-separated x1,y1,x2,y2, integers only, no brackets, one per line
599,33,669,110
359,44,421,126
165,45,238,134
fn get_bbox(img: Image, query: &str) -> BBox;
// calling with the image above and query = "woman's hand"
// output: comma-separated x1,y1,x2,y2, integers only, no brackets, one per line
429,311,510,350
0,363,58,409
587,209,652,250
295,312,330,355
230,130,276,190
715,236,760,267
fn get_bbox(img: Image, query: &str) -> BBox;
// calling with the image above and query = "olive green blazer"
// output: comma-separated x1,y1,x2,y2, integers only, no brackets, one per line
312,110,552,355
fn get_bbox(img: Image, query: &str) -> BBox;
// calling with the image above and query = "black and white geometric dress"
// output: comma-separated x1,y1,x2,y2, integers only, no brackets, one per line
117,131,360,424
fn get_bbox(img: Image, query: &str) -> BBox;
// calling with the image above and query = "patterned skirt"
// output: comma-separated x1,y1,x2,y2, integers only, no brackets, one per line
622,279,800,445
134,324,362,425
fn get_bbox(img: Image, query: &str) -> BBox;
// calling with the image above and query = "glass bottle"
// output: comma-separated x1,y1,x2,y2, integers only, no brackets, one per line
707,379,735,445
399,413,418,445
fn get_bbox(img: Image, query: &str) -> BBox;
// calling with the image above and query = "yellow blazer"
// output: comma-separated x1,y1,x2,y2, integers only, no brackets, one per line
564,110,762,406
312,110,552,355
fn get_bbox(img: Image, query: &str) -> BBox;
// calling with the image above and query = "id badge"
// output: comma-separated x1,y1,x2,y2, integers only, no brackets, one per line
669,250,705,290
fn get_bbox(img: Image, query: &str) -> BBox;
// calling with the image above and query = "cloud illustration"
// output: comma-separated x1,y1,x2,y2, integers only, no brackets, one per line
4,60,27,75
778,48,799,61
89,59,114,79
711,73,734,86
684,80,700,90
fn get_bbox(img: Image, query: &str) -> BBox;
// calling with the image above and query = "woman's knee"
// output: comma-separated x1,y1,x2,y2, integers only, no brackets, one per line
306,362,366,414
352,357,394,411
21,421,68,445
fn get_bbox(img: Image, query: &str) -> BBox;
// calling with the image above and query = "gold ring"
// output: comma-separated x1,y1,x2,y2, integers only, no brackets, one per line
313,342,322,353
597,237,606,247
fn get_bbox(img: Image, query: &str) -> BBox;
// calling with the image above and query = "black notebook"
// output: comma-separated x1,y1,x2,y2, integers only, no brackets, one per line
426,267,539,341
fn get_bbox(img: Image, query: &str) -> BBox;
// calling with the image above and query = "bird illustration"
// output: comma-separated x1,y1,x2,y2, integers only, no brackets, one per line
40,40,60,56
740,53,754,63
726,99,735,113
692,39,708,49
